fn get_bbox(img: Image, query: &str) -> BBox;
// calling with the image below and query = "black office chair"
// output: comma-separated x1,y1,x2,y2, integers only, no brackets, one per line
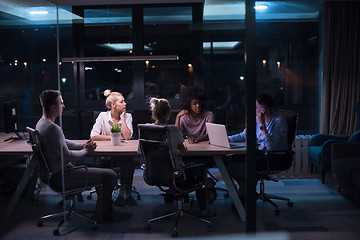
137,124,213,238
256,109,298,215
26,127,97,235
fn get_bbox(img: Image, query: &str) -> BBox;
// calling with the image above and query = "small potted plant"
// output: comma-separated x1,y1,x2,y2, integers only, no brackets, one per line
110,124,121,146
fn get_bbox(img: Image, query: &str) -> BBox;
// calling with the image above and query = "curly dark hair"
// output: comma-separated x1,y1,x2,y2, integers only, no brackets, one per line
180,86,207,113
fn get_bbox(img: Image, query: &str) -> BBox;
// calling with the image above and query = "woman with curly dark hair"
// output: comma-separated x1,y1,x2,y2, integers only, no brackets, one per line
175,86,214,143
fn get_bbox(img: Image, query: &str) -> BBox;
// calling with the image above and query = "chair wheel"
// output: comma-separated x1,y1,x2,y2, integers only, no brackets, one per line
171,230,178,238
207,224,213,232
37,220,43,227
91,225,97,231
274,209,280,215
287,201,294,207
53,229,60,236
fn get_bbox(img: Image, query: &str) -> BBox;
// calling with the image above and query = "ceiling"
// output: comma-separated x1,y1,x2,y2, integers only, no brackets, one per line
0,0,321,26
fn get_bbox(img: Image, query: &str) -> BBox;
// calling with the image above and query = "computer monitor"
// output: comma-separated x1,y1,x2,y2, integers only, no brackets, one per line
4,101,18,134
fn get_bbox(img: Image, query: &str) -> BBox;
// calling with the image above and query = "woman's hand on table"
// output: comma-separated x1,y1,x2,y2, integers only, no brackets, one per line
187,136,199,144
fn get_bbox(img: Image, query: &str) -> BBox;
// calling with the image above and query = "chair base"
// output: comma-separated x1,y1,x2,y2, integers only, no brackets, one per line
87,184,141,200
257,179,293,215
37,198,97,235
145,198,213,237
206,171,229,204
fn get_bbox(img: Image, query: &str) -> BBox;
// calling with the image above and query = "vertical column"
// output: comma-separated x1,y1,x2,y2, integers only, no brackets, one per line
72,6,84,138
192,3,203,88
132,6,145,107
245,0,257,233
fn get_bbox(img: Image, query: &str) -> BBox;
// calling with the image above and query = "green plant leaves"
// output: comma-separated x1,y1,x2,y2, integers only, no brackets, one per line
110,124,121,133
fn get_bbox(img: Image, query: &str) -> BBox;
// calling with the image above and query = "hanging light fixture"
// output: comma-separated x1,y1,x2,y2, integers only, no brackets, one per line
63,5,179,63
62,55,179,63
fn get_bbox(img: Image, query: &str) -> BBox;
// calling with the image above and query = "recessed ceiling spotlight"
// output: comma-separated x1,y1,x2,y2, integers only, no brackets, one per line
29,10,49,15
254,5,268,10
254,2,269,11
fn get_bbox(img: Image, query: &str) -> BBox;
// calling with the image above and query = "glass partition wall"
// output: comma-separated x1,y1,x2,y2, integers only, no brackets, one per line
0,1,321,138
0,0,321,232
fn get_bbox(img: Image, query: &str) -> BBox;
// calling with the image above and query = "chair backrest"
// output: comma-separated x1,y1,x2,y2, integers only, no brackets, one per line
93,110,101,123
132,110,153,139
277,109,298,151
26,126,51,184
348,130,360,142
137,124,176,187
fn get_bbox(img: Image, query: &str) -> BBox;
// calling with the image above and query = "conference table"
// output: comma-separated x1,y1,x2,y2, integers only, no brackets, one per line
0,135,246,221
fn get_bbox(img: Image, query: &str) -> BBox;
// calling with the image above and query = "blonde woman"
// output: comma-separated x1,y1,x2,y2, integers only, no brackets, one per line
90,90,137,206
91,89,133,140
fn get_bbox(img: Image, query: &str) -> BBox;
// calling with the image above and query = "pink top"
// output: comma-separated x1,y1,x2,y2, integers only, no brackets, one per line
179,111,214,138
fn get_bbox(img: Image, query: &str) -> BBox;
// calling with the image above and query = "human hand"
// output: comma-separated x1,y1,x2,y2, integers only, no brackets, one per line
256,112,265,127
120,110,126,120
177,110,188,118
84,139,97,152
187,136,198,144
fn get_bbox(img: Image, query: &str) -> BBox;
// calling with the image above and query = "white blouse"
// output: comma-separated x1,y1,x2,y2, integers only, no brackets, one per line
90,111,133,139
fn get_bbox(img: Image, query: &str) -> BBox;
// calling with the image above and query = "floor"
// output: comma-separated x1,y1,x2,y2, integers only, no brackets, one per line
1,169,360,240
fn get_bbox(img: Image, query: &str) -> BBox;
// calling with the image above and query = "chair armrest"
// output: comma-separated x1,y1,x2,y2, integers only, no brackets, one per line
321,139,348,158
173,163,208,193
175,163,207,179
178,163,207,172
266,150,294,155
51,165,90,193
310,134,349,146
332,142,360,160
264,150,293,171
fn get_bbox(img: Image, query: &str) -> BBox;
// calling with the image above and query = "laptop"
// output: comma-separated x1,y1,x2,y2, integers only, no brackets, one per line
206,123,245,149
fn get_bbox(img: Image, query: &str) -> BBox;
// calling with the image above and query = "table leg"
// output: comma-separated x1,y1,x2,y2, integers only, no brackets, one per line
1,155,37,221
213,155,246,222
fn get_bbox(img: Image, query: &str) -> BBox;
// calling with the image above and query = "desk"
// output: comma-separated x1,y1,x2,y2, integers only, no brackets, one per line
0,138,246,222
0,133,15,143
181,141,246,221
0,134,34,221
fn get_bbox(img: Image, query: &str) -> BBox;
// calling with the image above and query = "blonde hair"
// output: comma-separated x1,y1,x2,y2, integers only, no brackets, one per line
150,97,171,125
104,89,123,109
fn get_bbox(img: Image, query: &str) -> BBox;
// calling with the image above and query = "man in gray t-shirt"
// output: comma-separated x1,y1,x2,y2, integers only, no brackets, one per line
36,90,117,223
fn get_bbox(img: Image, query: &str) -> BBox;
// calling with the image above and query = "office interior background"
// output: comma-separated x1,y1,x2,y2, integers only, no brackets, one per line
0,0,329,139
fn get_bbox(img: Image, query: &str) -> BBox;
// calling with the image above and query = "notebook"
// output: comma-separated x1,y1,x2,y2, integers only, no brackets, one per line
206,123,246,149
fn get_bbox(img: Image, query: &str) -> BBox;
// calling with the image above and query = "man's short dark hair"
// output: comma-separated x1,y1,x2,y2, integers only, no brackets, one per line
256,94,275,111
39,90,60,114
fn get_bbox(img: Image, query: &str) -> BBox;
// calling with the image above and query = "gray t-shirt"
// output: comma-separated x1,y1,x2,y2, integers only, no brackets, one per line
36,118,87,172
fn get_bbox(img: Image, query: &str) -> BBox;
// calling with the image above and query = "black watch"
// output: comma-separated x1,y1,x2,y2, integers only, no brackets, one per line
259,125,265,131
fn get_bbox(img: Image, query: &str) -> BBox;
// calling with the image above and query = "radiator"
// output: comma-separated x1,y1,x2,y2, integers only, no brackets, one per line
287,135,312,174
